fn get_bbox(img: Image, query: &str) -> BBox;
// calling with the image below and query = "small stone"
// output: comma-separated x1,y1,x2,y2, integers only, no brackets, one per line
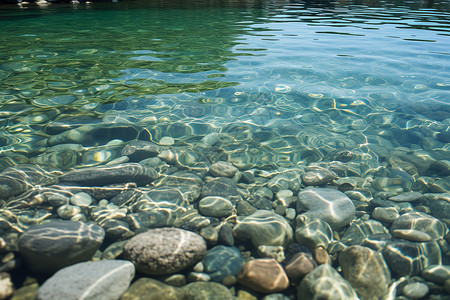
295,215,333,249
302,167,337,186
237,259,289,294
163,274,186,287
198,196,235,218
284,252,317,283
209,161,238,178
202,177,241,204
202,246,243,282
182,281,234,300
402,282,429,300
372,207,399,224
70,192,92,207
57,204,82,219
218,223,235,247
392,229,432,242
389,191,423,202
35,260,135,300
159,136,175,146
421,264,450,284
123,227,206,275
120,277,185,300
445,279,450,294
187,272,211,282
221,275,236,286
313,247,330,265
0,272,13,300
390,212,446,240
18,221,104,274
200,226,218,245
10,282,38,300
257,245,285,263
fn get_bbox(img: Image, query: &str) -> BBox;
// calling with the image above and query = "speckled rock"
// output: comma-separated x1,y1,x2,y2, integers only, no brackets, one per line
202,246,243,282
35,260,135,300
120,277,186,300
339,245,391,300
59,163,158,186
297,264,358,300
297,187,355,229
301,167,337,186
209,161,238,178
402,282,429,300
233,210,293,247
18,221,105,274
182,281,234,300
198,196,235,218
382,240,441,277
390,212,446,240
123,227,207,275
237,259,289,294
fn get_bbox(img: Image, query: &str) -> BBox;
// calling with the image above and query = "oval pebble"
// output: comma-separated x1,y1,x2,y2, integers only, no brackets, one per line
70,192,92,207
402,282,429,299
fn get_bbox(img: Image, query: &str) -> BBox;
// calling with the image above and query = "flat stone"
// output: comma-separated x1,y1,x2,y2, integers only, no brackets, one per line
390,212,446,240
284,252,317,283
302,167,337,186
339,245,391,300
120,277,185,300
70,192,92,207
295,215,333,249
201,177,241,204
297,264,358,300
237,259,289,294
233,210,293,248
159,136,175,146
18,221,104,274
123,227,207,275
297,187,355,229
59,163,158,186
121,140,160,161
341,219,390,246
371,207,399,224
181,281,234,300
421,264,450,284
388,191,423,202
402,282,429,300
198,196,235,218
392,229,432,242
202,245,243,282
35,260,134,300
267,169,303,193
209,161,238,178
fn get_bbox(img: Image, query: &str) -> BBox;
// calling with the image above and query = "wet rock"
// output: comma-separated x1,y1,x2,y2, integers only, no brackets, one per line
199,226,218,245
201,177,241,204
401,282,429,300
202,246,243,282
237,259,289,294
30,150,78,170
120,277,186,300
60,163,158,186
236,199,258,216
35,260,134,300
313,247,330,265
18,220,104,274
302,167,337,186
371,207,399,224
283,252,317,283
341,219,389,246
209,161,238,178
121,140,161,161
247,187,273,210
70,192,92,207
0,165,58,199
390,212,446,240
198,196,235,218
382,240,441,277
297,187,355,229
233,210,293,247
218,223,234,246
339,245,391,300
421,265,450,284
151,171,204,203
295,215,333,249
428,177,450,193
297,264,358,300
0,272,13,300
429,199,450,220
123,227,206,275
182,281,234,300
392,229,432,242
267,169,303,193
388,191,423,202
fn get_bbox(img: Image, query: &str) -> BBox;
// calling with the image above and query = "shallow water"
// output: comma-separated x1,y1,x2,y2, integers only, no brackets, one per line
0,0,450,297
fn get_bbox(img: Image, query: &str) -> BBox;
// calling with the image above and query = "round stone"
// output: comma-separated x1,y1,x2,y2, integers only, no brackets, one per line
159,136,175,146
121,277,185,300
70,192,92,207
295,215,333,249
301,168,337,186
182,281,234,300
202,246,243,282
57,204,82,220
198,196,235,218
390,212,446,240
402,282,429,299
421,265,450,284
371,207,399,224
284,252,317,283
123,227,207,275
209,161,238,178
18,221,105,274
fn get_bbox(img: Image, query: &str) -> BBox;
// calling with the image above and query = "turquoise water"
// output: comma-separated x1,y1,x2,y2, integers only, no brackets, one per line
0,0,450,297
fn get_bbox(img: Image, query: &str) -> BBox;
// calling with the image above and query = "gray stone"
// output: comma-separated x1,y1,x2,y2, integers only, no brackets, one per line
371,207,399,224
402,282,429,300
267,169,303,193
295,215,333,249
209,161,238,178
297,187,355,229
341,219,389,246
302,167,337,186
35,260,134,300
0,272,13,300
339,245,391,300
201,177,241,204
70,192,92,207
233,210,293,248
421,264,450,284
392,229,432,242
297,264,358,300
202,246,243,282
123,227,207,275
198,196,235,218
390,212,446,240
59,163,158,186
121,140,160,161
120,277,186,300
218,223,234,246
182,281,234,300
388,191,423,202
18,221,104,274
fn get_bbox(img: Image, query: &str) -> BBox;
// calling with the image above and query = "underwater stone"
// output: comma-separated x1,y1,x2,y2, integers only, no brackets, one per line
392,229,432,242
182,281,234,300
295,215,333,250
35,260,134,300
297,187,355,229
234,210,293,248
267,169,303,193
202,246,243,282
123,227,206,275
297,264,358,300
18,221,105,274
390,212,446,240
421,264,450,284
201,177,241,204
401,282,429,300
283,251,317,283
237,259,289,294
209,161,238,178
70,192,92,207
218,223,234,246
371,207,400,224
198,196,235,218
121,277,186,300
339,245,391,300
30,150,78,170
341,219,390,246
121,140,161,162
302,167,337,186
388,191,423,202
60,163,158,186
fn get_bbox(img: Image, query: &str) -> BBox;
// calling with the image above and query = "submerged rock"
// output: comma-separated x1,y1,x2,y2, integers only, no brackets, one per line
121,277,186,300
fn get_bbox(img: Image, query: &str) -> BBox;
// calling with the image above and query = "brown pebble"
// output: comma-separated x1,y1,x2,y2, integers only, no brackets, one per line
314,247,331,265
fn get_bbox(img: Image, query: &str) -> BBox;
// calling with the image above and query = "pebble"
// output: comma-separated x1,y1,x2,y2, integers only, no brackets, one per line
301,167,337,186
371,207,399,224
402,282,429,300
159,136,175,145
295,215,333,249
123,227,207,275
182,281,234,300
121,277,186,300
18,221,104,274
313,247,330,265
237,259,289,294
56,204,82,219
209,161,238,177
69,192,92,207
35,260,135,300
388,191,423,202
198,196,235,217
283,252,317,283
218,223,235,246
392,229,433,242
257,245,285,263
421,265,450,284
390,212,446,240
0,272,13,300
202,246,243,282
